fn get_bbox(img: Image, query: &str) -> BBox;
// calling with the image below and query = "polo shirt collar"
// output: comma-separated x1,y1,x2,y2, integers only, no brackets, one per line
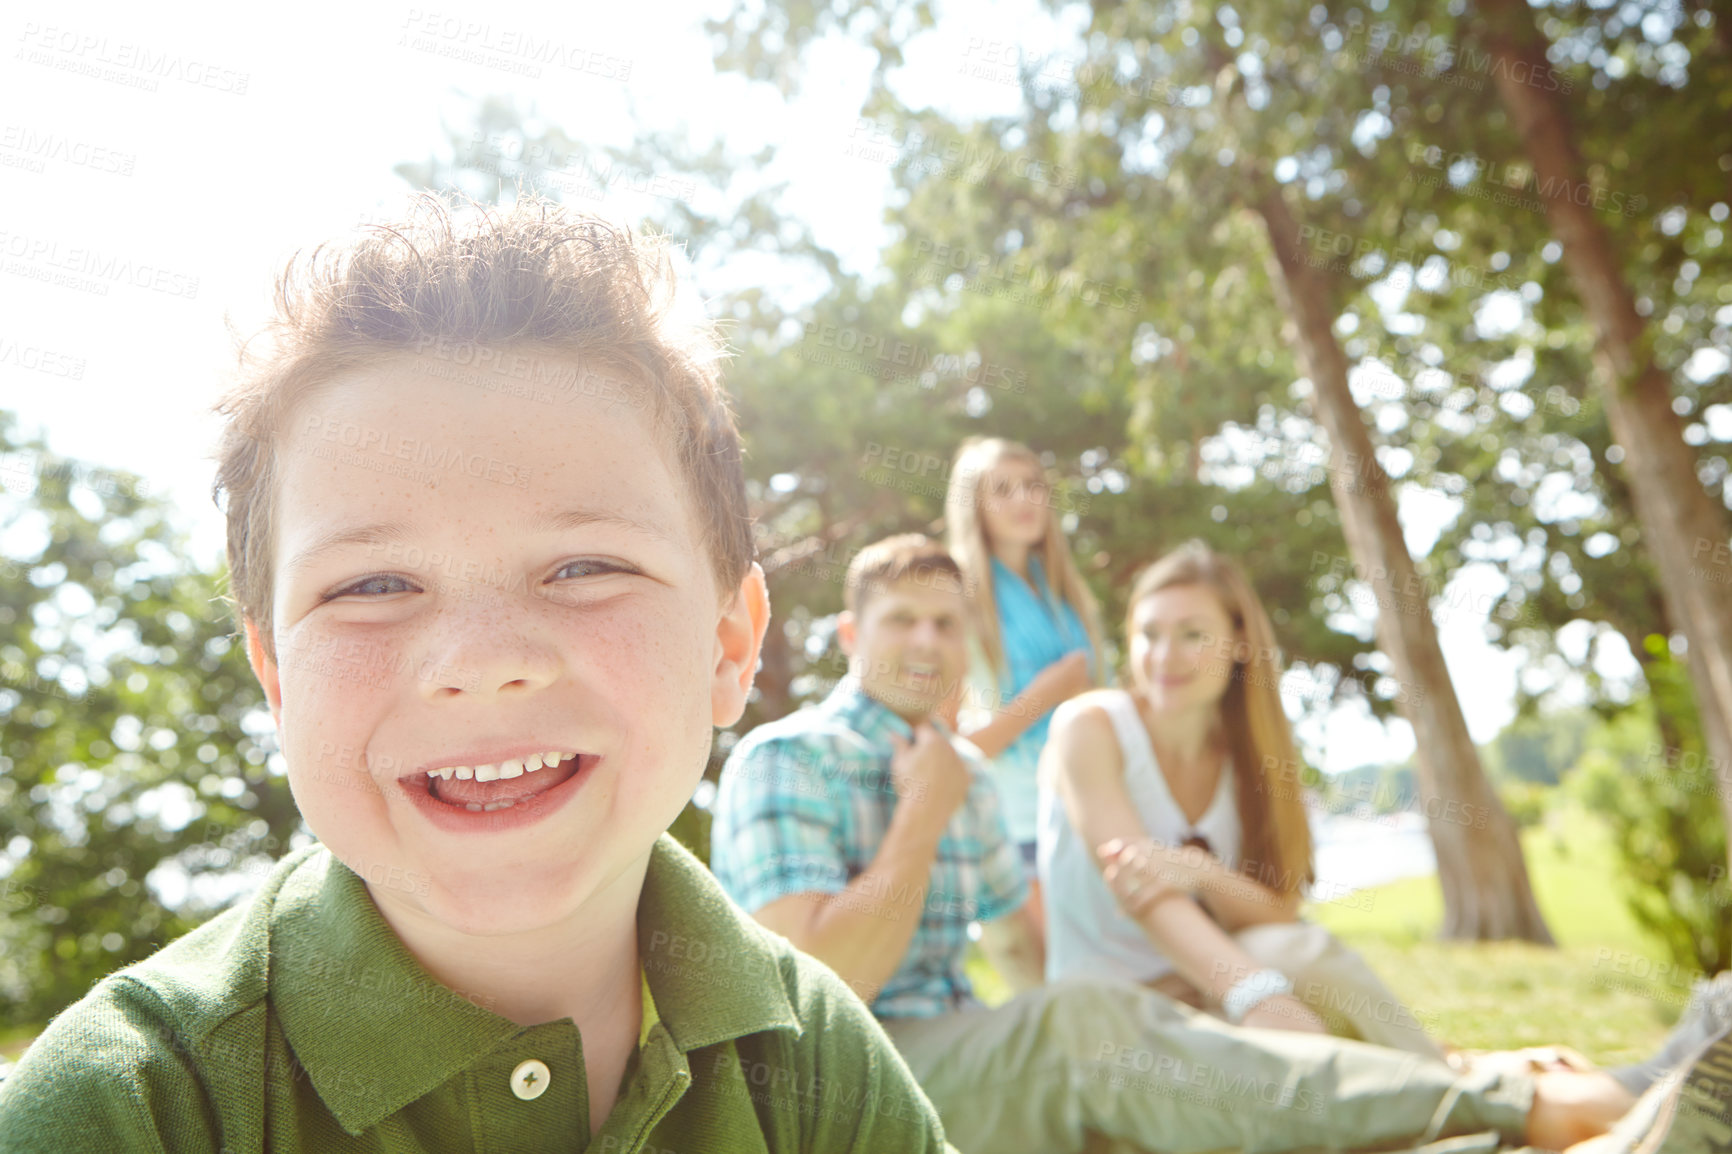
270,852,522,1134
636,833,802,1051
270,835,799,1135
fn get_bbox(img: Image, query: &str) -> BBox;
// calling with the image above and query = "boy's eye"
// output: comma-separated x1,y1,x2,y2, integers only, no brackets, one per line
330,573,415,599
553,558,635,581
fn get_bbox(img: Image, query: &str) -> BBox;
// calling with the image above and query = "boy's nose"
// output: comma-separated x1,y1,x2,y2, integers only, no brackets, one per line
418,651,560,699
416,615,560,700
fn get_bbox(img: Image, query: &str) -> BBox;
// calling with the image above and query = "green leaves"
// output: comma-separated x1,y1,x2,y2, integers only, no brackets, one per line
0,416,302,1028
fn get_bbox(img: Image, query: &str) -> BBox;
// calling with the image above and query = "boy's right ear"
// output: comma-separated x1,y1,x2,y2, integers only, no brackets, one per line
836,611,857,657
243,619,284,729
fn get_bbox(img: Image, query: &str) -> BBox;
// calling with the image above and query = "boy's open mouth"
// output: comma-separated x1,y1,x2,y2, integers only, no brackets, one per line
409,751,589,813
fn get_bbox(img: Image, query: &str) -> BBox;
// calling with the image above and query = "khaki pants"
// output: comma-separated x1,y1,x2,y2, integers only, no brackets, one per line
1146,922,1446,1061
880,979,1531,1154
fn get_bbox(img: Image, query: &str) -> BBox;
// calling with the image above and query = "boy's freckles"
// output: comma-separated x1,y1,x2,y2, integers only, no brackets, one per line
261,353,724,934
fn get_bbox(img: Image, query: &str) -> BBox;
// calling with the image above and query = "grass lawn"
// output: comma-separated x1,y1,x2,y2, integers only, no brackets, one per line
969,803,1696,1067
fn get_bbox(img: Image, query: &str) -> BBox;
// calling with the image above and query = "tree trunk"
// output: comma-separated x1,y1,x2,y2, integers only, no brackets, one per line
1481,0,1732,868
1257,186,1555,943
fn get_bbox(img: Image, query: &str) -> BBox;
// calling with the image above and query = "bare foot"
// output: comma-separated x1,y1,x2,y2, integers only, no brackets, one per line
1563,1136,1623,1154
1465,1045,1601,1078
1527,1070,1635,1149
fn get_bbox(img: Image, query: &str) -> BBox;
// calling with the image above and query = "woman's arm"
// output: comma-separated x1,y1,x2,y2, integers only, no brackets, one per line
1044,702,1321,1030
1066,702,1301,928
1096,843,1323,1033
1144,843,1302,930
964,651,1092,758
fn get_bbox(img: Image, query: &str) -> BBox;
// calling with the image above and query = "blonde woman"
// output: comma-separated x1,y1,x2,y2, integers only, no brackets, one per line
945,437,1105,943
1038,541,1443,1056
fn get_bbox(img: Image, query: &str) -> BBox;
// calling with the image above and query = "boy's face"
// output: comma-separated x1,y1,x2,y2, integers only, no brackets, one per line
839,576,968,723
245,353,766,937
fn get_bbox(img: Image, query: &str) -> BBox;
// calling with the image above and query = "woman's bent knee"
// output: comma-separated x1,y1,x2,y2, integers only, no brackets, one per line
1235,921,1335,968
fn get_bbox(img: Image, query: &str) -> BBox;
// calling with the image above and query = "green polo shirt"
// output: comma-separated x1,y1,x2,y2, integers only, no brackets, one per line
0,835,955,1153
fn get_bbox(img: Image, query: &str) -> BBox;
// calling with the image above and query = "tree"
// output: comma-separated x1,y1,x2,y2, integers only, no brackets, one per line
0,415,302,1027
1296,1,1730,908
1258,182,1552,940
1474,0,1732,868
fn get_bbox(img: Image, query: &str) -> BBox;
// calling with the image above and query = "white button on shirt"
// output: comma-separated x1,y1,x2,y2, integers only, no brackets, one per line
510,1059,550,1101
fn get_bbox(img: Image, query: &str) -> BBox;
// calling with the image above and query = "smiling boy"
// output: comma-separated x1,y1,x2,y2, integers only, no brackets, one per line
0,196,952,1152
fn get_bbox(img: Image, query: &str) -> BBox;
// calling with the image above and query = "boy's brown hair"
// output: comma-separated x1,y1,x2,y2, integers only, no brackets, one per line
843,534,966,617
212,194,752,654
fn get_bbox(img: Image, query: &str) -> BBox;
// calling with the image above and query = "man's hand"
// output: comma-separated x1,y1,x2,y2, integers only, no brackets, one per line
889,724,972,832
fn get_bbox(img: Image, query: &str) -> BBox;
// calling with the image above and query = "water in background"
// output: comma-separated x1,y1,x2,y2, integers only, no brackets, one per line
1309,808,1438,895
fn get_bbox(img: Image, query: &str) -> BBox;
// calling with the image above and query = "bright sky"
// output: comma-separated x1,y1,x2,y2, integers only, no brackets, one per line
0,0,1640,773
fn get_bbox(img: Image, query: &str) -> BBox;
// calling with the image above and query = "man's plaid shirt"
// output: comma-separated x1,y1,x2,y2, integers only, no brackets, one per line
711,678,1028,1020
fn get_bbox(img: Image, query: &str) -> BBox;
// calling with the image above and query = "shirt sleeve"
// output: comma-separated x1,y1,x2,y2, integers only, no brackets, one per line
710,731,852,915
959,744,1029,923
768,943,955,1153
0,978,223,1154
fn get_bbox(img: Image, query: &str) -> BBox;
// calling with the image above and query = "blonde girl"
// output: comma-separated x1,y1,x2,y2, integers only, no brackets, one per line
945,437,1105,939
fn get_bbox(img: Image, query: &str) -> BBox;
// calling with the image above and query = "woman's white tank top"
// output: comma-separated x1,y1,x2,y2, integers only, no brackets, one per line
1036,689,1242,985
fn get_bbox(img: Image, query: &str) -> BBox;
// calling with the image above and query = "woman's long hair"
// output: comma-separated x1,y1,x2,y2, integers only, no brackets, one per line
1126,541,1315,897
944,437,1104,681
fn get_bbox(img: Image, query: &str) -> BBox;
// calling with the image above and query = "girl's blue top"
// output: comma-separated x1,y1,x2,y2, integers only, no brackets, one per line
967,555,1096,845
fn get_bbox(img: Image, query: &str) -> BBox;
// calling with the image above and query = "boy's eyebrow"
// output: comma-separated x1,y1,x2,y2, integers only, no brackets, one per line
284,508,680,576
521,506,680,546
285,520,413,576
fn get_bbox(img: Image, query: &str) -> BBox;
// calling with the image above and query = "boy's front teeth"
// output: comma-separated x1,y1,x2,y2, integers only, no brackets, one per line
427,751,567,782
